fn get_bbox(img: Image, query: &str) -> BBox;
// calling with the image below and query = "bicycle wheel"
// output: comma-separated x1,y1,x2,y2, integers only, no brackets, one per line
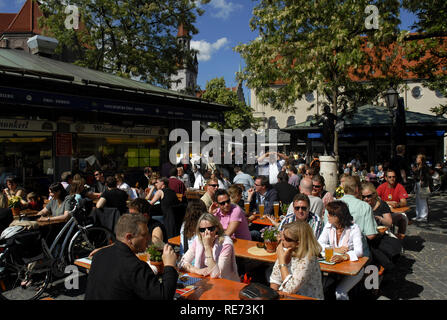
0,255,51,300
68,227,115,264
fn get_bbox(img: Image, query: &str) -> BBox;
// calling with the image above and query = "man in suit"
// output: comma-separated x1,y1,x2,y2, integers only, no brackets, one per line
85,214,178,300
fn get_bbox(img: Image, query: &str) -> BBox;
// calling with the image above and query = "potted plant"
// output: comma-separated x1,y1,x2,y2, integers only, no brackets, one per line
8,195,22,217
146,244,164,274
260,226,280,253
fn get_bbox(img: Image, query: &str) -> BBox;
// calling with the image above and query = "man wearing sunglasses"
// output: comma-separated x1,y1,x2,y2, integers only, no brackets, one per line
200,178,219,211
272,193,323,239
209,189,251,240
376,169,408,209
91,170,106,198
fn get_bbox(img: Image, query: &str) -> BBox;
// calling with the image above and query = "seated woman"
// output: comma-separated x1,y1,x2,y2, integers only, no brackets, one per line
37,182,74,224
3,175,27,207
179,199,207,255
361,182,402,271
115,173,135,200
317,201,364,300
227,184,244,208
128,198,167,244
179,213,240,282
269,220,324,300
70,178,86,206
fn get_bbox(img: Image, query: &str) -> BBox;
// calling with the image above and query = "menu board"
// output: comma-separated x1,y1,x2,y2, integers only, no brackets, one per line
56,133,72,157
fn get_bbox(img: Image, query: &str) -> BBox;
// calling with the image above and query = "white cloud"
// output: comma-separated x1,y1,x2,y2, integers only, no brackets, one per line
191,37,229,62
209,0,242,20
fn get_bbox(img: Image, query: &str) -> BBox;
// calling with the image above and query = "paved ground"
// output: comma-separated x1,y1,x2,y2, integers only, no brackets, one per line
34,191,447,300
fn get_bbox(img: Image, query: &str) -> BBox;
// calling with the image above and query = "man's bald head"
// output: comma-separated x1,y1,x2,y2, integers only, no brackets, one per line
299,178,313,195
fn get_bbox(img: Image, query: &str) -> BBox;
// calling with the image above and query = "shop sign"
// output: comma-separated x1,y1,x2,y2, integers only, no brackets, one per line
56,133,73,157
70,123,168,136
0,119,55,131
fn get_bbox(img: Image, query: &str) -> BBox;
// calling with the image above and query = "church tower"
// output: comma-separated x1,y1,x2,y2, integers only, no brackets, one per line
170,24,198,94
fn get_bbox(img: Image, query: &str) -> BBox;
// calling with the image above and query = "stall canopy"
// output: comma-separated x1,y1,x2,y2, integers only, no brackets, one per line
0,48,232,122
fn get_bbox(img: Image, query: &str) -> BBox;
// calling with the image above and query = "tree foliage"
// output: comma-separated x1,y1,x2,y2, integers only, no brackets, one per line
402,0,447,115
235,0,403,154
202,77,261,131
38,0,209,88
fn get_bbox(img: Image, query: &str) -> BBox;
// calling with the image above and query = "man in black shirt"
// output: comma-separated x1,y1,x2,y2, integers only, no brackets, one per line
96,176,129,214
92,170,107,197
85,214,178,300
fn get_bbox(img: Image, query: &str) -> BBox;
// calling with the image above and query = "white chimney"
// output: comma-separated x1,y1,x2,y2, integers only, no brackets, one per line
27,35,59,57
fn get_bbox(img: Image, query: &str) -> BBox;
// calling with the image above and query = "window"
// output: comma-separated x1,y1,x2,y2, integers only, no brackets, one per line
286,116,296,127
268,116,279,129
305,92,315,103
411,86,422,99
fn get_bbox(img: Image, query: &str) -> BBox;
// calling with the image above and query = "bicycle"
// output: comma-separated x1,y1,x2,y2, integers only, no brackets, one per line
0,200,115,300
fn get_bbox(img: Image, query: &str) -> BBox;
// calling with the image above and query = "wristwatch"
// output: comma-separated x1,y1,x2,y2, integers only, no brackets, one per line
278,263,288,268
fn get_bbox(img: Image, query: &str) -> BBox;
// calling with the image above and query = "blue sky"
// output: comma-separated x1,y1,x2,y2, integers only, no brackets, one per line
2,0,418,105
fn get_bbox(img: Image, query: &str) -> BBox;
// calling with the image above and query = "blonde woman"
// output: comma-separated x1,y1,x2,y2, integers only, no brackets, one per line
179,213,240,282
269,220,324,300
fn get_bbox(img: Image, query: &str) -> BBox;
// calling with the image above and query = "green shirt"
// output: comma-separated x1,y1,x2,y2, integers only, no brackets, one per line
200,192,213,211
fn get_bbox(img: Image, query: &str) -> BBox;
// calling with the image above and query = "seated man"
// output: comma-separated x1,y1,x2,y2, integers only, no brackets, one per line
96,176,129,214
128,198,167,244
247,175,279,217
376,169,409,238
85,214,178,300
269,193,323,240
209,189,251,240
200,178,219,211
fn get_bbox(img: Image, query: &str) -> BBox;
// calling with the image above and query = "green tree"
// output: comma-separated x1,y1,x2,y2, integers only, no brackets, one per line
402,0,447,115
202,77,260,131
38,0,209,88
235,0,403,155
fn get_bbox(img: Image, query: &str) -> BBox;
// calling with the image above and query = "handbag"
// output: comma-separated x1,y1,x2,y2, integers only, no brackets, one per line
239,282,279,300
419,184,431,198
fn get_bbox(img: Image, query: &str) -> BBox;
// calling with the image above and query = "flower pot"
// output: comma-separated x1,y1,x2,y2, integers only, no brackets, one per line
264,240,278,253
150,260,164,274
11,207,20,217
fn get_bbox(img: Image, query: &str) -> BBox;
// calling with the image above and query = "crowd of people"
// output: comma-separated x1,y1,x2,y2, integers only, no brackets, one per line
1,146,446,300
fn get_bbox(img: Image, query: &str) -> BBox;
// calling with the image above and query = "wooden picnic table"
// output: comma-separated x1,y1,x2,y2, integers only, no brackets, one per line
390,206,410,214
73,258,315,300
251,214,279,226
185,189,205,200
168,236,369,276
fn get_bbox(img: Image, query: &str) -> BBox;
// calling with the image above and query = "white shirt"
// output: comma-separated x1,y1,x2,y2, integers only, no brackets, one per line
317,223,363,261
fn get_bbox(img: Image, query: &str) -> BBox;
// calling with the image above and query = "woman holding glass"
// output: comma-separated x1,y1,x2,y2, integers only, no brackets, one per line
317,200,364,300
179,213,240,282
269,220,324,300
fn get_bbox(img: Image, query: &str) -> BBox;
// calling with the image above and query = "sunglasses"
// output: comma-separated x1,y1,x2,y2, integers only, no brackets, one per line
312,184,322,189
218,199,231,206
199,226,216,233
94,173,100,176
387,176,396,179
362,194,374,199
208,184,219,188
283,235,297,243
254,183,261,187
294,206,308,211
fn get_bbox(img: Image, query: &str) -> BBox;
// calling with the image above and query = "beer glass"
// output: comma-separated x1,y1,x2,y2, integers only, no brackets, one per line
325,246,334,262
244,201,250,214
259,203,265,219
273,202,280,220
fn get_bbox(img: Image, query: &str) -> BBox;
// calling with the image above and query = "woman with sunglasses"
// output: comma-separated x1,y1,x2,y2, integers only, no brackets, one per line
209,189,251,240
179,213,240,282
317,201,364,300
311,174,334,213
360,182,402,272
269,220,324,300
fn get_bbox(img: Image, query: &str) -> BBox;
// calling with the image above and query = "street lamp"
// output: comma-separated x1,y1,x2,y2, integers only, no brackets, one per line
384,88,399,157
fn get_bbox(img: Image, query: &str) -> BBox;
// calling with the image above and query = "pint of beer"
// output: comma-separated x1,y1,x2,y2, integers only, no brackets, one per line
259,203,265,219
244,201,250,214
325,247,334,262
273,202,280,220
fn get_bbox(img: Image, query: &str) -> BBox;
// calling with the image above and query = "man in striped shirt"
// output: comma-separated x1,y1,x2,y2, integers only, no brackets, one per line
268,193,323,240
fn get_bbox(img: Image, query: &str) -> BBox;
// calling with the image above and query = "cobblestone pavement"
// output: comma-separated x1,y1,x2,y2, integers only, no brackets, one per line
377,191,447,300
31,191,447,301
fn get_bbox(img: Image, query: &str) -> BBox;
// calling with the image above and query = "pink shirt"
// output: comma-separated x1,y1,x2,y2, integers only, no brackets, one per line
214,205,252,240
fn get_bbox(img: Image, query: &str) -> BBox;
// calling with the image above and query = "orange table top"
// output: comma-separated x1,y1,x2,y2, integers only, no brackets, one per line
168,236,369,276
74,258,314,300
390,206,410,213
182,275,315,300
251,214,277,226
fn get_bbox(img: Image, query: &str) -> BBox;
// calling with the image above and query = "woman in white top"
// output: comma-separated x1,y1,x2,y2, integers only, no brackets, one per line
115,173,135,199
269,220,324,300
318,200,364,300
179,213,240,282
